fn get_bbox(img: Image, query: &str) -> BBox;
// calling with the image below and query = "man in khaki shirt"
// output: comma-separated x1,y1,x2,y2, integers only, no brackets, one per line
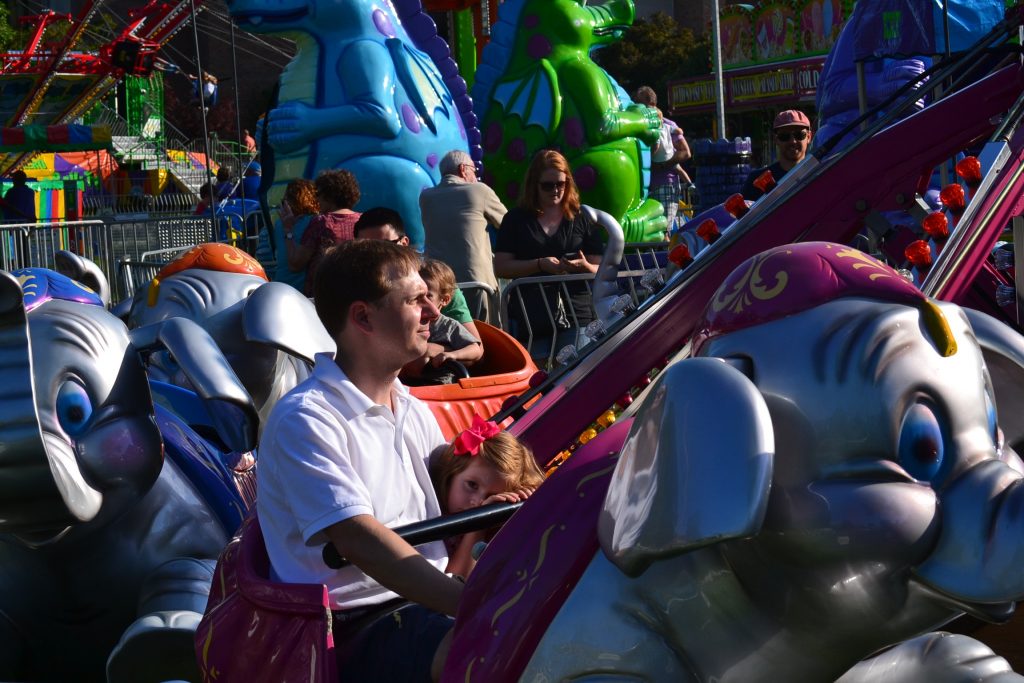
420,150,507,324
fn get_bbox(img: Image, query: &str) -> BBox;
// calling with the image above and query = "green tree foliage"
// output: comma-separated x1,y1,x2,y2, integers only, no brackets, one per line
0,4,16,52
594,12,710,105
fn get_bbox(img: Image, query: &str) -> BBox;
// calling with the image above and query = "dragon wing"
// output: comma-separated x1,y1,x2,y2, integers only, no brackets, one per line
387,38,454,135
490,60,560,131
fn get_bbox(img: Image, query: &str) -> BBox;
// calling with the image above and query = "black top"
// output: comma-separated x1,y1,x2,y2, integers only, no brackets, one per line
496,206,604,332
495,206,604,259
741,161,788,202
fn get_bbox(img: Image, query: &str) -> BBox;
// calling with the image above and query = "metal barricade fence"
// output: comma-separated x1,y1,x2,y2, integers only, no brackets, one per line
623,241,669,270
457,281,497,322
0,215,220,302
82,193,198,217
0,219,110,275
117,245,199,302
499,268,652,369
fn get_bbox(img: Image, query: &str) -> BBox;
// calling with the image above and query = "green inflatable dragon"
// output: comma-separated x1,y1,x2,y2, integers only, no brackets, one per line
472,0,667,242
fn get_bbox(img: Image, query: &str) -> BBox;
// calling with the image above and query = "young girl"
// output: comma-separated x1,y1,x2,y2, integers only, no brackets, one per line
431,415,546,577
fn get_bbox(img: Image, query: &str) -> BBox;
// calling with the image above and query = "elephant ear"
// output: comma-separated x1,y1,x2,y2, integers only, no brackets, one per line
598,358,774,577
53,250,110,307
963,308,1024,453
130,318,259,453
242,282,335,363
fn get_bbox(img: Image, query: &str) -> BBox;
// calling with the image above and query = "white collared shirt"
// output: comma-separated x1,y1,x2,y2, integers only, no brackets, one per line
257,353,448,609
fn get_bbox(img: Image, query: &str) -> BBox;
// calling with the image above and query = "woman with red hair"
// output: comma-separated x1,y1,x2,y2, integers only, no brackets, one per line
494,149,603,341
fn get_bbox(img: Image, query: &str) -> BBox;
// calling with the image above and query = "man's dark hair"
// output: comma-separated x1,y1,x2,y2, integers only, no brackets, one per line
314,169,361,209
354,206,406,237
314,239,421,338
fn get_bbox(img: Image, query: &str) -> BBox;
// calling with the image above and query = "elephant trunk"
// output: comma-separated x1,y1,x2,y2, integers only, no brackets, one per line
0,273,77,534
914,458,1024,614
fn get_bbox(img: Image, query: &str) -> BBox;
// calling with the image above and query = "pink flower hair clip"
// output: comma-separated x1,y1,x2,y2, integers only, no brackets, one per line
453,414,501,456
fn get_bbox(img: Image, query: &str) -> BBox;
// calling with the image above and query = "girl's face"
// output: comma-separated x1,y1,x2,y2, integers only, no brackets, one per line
447,458,510,513
537,167,567,209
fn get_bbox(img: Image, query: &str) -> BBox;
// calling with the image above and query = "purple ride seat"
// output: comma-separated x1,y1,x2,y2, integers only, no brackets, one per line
194,514,338,683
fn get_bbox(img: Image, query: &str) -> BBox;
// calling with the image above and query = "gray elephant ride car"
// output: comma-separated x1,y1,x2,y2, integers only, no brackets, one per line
0,266,260,682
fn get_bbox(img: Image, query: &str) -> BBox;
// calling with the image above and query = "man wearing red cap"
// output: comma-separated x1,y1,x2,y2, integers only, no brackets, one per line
741,109,813,202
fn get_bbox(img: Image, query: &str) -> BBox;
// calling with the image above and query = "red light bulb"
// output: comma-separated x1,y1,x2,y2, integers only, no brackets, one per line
921,212,949,240
696,218,721,244
905,240,933,269
752,170,776,193
939,183,966,214
669,243,693,267
724,193,749,218
955,156,982,187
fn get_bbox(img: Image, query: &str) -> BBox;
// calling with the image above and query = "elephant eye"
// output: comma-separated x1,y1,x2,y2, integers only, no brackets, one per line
898,403,946,481
56,381,93,437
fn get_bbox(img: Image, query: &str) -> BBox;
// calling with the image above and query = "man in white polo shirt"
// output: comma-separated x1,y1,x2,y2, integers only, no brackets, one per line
257,239,463,681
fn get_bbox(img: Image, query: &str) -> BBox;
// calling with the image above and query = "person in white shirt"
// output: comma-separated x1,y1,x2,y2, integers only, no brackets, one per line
257,239,464,682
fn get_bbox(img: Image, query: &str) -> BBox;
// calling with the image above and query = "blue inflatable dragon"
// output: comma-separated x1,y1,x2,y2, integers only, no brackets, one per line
229,0,478,248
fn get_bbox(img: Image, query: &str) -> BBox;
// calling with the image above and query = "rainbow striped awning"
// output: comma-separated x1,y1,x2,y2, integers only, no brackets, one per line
0,124,113,152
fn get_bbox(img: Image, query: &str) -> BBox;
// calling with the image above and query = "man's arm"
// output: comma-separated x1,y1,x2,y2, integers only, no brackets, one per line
325,514,463,616
482,185,508,229
673,131,691,164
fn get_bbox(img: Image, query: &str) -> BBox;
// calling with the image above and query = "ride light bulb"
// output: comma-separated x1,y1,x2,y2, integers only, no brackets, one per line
696,218,721,244
640,268,665,290
940,183,966,216
993,244,1015,272
669,243,693,267
610,294,635,315
752,170,776,193
921,212,949,251
995,284,1017,308
955,156,982,189
555,345,578,366
905,240,933,271
724,193,749,219
584,319,607,340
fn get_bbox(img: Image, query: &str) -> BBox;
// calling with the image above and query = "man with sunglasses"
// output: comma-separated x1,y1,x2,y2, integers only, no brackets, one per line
741,110,813,202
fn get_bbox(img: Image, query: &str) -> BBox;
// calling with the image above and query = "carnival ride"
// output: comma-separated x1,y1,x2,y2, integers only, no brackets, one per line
191,6,1024,679
5,0,1024,679
0,0,211,177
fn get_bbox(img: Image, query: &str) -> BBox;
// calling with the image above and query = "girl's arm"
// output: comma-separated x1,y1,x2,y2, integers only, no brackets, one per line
444,489,536,578
445,530,487,579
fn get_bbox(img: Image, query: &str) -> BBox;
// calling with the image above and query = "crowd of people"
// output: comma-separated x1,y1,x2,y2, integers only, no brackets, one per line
256,148,609,347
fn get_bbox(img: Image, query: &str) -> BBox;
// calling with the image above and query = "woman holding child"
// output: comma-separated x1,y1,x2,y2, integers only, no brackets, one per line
494,149,604,338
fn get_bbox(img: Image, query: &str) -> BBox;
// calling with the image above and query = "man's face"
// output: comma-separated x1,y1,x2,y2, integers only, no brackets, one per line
774,125,812,168
358,224,410,247
368,268,439,366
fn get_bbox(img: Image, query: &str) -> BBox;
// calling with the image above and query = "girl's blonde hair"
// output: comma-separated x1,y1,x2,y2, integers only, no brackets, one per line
432,431,545,512
520,149,581,220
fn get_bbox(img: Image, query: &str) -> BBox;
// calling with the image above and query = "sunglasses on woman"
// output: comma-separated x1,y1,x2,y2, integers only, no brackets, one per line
776,129,809,143
540,180,567,192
